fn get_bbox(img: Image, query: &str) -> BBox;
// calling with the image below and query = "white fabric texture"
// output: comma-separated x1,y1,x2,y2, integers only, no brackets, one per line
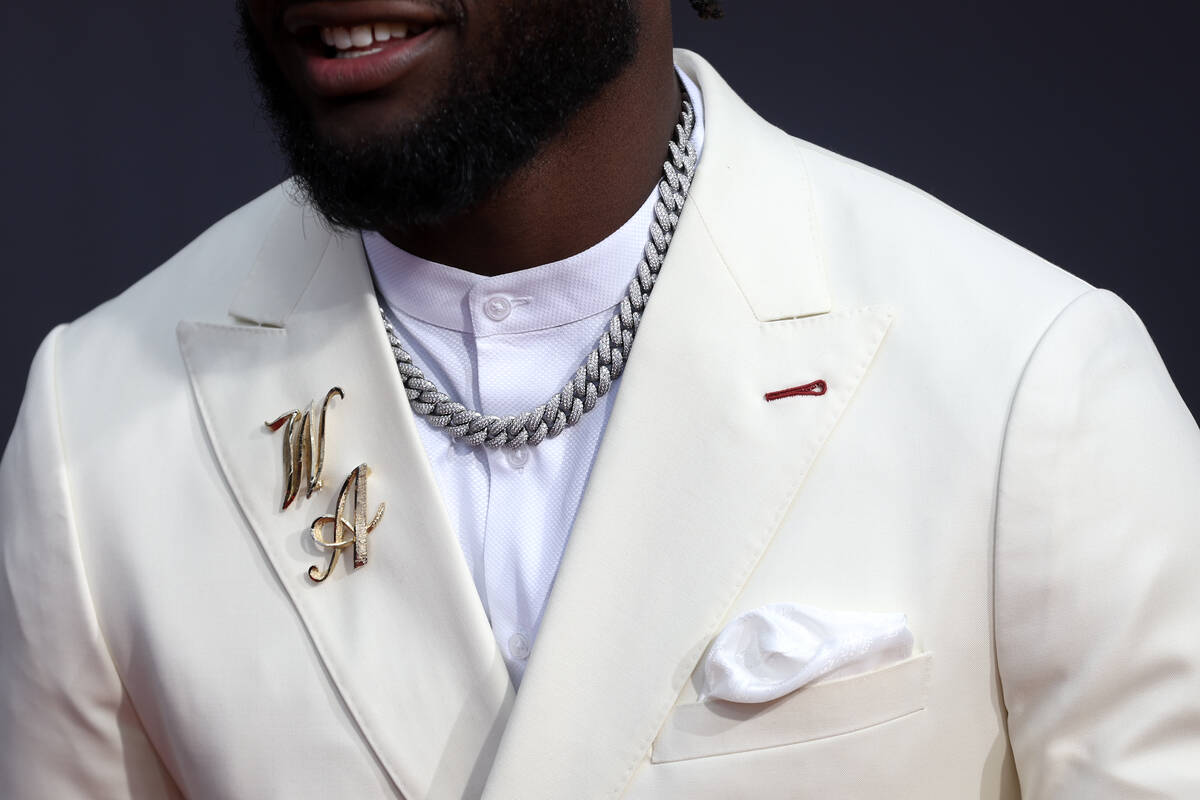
367,66,705,686
699,603,914,703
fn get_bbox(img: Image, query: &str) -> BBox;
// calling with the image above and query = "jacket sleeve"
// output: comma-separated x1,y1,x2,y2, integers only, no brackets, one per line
995,289,1200,798
0,326,181,798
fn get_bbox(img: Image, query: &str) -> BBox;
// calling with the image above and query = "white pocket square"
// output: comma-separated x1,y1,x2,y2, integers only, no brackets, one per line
699,603,914,703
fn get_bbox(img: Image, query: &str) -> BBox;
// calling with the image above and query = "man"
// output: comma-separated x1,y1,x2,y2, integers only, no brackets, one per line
1,0,1197,797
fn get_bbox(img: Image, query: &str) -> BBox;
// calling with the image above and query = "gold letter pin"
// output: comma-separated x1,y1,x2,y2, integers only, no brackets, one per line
308,464,386,583
265,387,344,510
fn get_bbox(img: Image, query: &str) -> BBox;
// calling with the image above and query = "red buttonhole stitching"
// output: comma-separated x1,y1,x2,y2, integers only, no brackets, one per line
764,380,828,402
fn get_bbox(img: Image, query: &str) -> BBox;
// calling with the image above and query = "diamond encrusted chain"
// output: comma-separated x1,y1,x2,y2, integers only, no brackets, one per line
379,89,698,450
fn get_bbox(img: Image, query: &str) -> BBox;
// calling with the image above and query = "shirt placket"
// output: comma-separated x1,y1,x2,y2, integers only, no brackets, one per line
470,286,539,684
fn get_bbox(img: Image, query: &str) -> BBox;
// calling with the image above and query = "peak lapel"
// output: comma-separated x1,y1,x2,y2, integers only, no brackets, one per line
482,52,894,798
177,207,512,800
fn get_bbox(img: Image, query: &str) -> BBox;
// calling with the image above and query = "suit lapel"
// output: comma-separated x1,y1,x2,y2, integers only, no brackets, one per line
178,207,512,800
482,51,894,798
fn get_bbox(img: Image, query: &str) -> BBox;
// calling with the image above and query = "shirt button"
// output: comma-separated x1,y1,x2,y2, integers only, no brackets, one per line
508,632,531,660
483,295,512,321
506,446,529,469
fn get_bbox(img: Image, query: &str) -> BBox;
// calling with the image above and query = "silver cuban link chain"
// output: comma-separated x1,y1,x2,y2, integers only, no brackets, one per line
379,89,698,450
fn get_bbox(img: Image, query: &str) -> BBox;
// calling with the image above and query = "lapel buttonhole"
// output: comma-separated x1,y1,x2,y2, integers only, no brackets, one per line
764,380,828,402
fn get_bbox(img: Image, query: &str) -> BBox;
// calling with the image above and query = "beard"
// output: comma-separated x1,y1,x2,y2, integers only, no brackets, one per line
236,0,639,234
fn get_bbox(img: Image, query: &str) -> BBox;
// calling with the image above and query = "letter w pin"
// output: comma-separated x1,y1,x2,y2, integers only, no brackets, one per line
265,386,344,510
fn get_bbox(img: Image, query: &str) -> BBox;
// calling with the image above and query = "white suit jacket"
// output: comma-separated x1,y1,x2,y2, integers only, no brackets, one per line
2,50,1198,799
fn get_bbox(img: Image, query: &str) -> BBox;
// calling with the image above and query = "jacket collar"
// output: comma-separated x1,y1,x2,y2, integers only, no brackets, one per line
672,49,830,322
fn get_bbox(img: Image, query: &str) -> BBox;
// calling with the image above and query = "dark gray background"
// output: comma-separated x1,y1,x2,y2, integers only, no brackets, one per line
2,1,1197,437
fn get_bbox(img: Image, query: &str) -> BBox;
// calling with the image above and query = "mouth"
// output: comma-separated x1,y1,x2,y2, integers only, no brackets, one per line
311,21,433,59
281,2,450,98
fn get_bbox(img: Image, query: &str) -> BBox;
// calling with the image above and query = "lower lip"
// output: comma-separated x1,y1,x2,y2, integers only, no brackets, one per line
299,27,440,98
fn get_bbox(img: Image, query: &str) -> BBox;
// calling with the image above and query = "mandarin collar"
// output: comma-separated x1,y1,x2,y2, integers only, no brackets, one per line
365,65,705,336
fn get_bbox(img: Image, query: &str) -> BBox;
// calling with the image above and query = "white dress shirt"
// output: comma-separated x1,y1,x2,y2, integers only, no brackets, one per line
367,67,705,686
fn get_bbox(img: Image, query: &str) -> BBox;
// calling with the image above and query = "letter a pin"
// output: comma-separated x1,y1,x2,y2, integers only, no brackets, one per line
308,464,386,583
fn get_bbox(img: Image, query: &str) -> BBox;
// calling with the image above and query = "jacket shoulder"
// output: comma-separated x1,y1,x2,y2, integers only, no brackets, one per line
794,137,1093,315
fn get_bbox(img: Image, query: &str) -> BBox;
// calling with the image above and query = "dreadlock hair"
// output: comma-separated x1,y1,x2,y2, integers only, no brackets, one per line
689,0,724,19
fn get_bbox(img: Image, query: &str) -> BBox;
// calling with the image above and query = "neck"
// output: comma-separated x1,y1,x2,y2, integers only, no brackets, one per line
379,11,680,277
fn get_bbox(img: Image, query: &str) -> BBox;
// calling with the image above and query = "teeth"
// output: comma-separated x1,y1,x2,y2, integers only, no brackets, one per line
336,48,384,59
320,22,413,51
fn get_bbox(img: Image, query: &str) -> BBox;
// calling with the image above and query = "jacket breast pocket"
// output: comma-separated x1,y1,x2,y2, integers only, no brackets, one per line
650,651,933,763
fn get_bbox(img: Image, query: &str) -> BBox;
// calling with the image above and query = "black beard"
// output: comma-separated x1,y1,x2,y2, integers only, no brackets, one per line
236,0,639,234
